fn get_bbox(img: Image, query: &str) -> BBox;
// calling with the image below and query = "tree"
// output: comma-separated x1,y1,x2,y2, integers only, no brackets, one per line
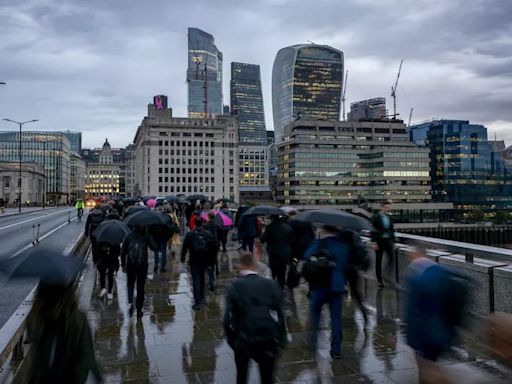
468,209,484,222
494,210,508,224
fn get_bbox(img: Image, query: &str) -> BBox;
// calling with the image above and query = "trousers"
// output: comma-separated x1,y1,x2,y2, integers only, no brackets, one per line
98,263,115,293
153,241,168,270
310,289,343,354
127,263,148,310
234,349,276,384
190,265,206,306
375,239,394,284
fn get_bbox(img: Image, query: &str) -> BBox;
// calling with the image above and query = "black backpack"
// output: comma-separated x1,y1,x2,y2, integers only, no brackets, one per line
191,229,215,255
302,240,336,288
127,235,148,265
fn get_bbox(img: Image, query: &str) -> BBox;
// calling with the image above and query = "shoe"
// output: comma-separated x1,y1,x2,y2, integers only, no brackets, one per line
136,310,143,318
330,350,342,360
107,293,113,300
377,282,384,288
99,288,107,299
129,305,134,317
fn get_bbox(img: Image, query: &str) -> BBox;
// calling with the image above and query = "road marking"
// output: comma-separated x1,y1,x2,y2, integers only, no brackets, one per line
8,217,79,259
0,210,69,231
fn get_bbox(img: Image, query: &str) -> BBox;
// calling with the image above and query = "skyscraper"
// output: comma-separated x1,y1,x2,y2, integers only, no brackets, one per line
231,62,266,145
187,28,223,118
272,44,344,142
348,98,386,121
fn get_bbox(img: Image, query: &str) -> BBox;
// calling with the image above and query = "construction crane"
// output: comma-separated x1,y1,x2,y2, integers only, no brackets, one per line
408,108,414,127
341,70,348,121
390,59,403,119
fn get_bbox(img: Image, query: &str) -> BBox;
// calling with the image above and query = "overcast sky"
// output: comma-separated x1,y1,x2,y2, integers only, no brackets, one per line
1,0,511,148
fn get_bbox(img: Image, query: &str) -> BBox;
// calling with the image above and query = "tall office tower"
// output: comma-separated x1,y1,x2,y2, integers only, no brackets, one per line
348,98,386,121
187,28,223,118
272,44,344,142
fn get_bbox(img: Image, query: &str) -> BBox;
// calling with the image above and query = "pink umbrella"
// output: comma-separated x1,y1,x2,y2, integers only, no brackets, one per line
201,210,234,227
146,198,157,208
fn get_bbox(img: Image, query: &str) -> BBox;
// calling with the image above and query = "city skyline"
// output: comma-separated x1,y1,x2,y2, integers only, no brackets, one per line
0,0,511,147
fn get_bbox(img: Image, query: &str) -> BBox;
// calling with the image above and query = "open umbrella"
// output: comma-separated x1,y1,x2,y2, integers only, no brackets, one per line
242,205,286,217
124,205,148,217
280,206,298,215
201,210,234,228
165,195,188,204
92,220,131,245
123,209,163,229
293,209,373,233
123,197,140,204
141,195,157,204
215,197,236,204
185,194,209,203
0,248,82,286
146,198,157,208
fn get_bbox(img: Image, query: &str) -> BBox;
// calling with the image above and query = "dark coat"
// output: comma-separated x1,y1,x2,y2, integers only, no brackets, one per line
260,220,293,262
97,242,121,270
223,273,286,352
371,212,395,243
288,219,315,260
85,211,105,238
238,215,258,239
181,228,217,267
120,231,157,268
105,212,121,221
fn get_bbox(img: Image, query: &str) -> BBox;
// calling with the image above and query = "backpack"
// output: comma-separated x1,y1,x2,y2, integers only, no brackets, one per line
302,240,336,288
191,229,215,255
127,235,148,265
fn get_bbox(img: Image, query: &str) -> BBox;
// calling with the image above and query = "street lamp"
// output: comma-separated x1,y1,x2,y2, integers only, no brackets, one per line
2,119,39,212
34,137,56,209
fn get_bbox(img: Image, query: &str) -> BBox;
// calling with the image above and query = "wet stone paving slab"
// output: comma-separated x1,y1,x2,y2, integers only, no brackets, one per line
84,244,512,383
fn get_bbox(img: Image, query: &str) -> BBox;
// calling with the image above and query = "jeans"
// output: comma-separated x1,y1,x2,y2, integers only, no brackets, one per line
98,263,115,293
127,263,148,310
310,288,343,354
234,349,276,384
375,240,394,284
190,265,206,306
153,241,168,270
242,237,255,253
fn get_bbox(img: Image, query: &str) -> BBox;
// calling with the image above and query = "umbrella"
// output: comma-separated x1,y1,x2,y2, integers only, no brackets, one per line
215,197,236,204
149,212,176,241
201,210,233,228
185,194,209,203
0,248,82,286
124,205,148,217
242,205,286,217
165,195,188,204
141,195,157,204
146,198,157,208
92,220,131,245
123,209,163,229
293,209,373,233
280,206,298,215
123,197,140,204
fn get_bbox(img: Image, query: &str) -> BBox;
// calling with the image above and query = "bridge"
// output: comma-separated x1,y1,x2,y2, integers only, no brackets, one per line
1,218,512,383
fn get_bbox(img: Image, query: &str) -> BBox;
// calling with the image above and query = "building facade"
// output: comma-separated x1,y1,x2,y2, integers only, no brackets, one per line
0,131,71,204
0,161,44,205
70,152,86,201
272,44,344,143
410,120,512,216
85,139,121,199
121,144,136,197
134,99,239,202
187,28,223,118
348,98,386,121
61,131,82,154
277,120,452,222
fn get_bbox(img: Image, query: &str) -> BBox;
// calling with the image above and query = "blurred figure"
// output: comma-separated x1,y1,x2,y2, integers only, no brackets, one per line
260,215,293,289
304,225,350,359
27,282,102,383
121,226,157,317
181,218,218,310
85,208,106,265
239,213,258,253
105,208,121,221
487,312,512,363
97,241,121,300
204,212,221,289
371,200,395,288
224,251,286,384
0,197,5,214
220,203,233,252
188,203,203,230
75,198,84,221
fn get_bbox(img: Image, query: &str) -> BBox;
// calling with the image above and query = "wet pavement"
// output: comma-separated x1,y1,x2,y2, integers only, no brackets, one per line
83,241,512,383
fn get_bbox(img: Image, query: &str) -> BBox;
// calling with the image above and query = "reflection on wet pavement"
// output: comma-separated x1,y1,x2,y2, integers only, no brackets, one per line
85,243,512,383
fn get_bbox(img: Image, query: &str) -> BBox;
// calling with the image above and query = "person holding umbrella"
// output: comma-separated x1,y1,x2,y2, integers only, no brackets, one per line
85,207,106,265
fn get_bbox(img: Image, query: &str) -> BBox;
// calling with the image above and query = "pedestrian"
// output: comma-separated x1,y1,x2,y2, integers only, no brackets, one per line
220,203,233,253
26,281,102,384
0,197,5,214
120,226,157,317
96,241,120,300
224,251,286,384
260,215,293,289
238,213,258,253
286,210,315,293
371,200,395,288
188,204,203,230
105,208,121,220
85,208,106,265
181,217,217,310
304,225,350,359
203,211,222,287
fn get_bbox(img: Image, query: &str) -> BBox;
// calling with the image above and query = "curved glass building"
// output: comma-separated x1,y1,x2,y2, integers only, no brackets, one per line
272,44,344,143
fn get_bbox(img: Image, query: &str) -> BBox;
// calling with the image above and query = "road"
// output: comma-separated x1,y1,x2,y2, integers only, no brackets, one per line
0,207,87,328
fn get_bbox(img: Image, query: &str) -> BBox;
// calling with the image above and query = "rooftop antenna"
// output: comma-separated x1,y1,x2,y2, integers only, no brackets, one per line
391,59,404,119
408,107,414,127
341,70,348,121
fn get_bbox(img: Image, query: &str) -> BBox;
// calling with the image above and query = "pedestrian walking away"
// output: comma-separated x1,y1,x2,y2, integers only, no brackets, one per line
371,200,395,288
224,251,286,384
181,217,218,310
303,225,350,359
238,212,258,253
260,215,293,289
220,203,233,252
121,226,157,317
85,207,106,265
203,212,221,288
96,241,120,300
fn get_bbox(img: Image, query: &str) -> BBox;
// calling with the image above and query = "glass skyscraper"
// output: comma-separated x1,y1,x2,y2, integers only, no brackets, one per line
230,62,266,145
272,44,344,143
187,28,223,118
410,120,512,216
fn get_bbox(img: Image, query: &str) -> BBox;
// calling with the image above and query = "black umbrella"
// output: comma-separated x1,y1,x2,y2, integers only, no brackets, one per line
242,205,286,217
124,205,148,217
185,194,209,203
123,197,140,204
165,195,188,204
0,248,82,286
149,212,177,242
293,209,373,232
215,197,236,204
123,209,162,229
92,220,131,245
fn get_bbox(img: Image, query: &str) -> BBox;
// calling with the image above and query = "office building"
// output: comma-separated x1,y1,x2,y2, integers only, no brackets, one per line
121,144,137,197
0,131,71,204
134,98,239,202
348,98,386,121
272,44,344,143
70,152,86,201
61,131,82,154
85,139,121,198
410,120,512,216
187,28,223,118
0,161,44,205
276,120,452,222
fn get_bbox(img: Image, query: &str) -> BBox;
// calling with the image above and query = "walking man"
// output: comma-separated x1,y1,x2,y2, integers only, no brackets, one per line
203,212,221,289
304,225,350,359
85,207,105,265
238,213,258,253
121,226,157,317
260,215,293,289
371,200,395,288
224,251,286,384
97,241,120,300
181,218,217,310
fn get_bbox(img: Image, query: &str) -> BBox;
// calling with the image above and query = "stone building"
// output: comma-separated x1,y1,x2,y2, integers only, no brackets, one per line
0,161,44,205
85,139,121,199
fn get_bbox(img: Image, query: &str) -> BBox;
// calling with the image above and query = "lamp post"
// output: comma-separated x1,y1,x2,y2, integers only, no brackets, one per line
2,119,39,212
